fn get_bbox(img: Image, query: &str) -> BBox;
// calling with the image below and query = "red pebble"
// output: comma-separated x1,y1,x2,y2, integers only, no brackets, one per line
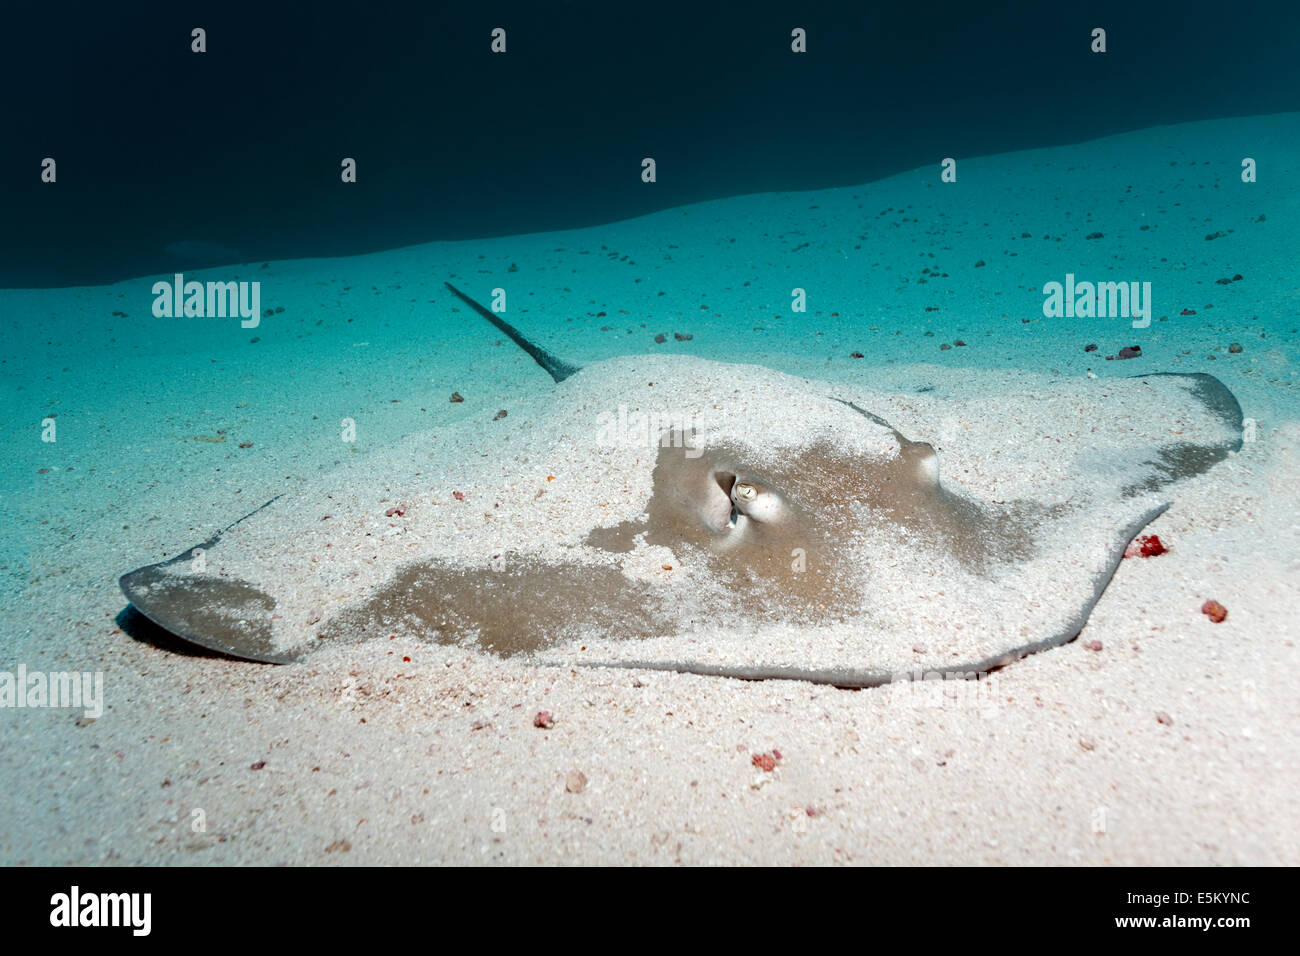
1125,534,1168,558
533,711,554,729
1201,599,1227,623
1139,535,1167,557
1084,640,1103,651
385,504,406,517
752,752,777,772
452,491,465,501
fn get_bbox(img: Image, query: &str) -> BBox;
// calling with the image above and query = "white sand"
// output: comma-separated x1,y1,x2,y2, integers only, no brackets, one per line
1,113,1297,864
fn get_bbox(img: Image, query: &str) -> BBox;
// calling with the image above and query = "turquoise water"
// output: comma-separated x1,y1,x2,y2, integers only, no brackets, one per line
3,116,1298,666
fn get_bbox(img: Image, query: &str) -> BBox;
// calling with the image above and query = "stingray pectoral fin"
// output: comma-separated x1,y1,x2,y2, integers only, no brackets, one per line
117,495,297,664
119,558,295,663
119,516,295,665
576,500,1173,689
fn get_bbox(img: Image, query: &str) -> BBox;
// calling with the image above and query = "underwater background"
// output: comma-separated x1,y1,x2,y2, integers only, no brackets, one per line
2,0,1298,286
1,1,1298,865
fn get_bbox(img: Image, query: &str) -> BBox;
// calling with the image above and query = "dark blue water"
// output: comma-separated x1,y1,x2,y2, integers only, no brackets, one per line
1,0,1297,287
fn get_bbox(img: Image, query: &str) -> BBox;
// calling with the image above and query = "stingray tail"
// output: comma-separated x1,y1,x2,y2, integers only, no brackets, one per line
444,281,582,384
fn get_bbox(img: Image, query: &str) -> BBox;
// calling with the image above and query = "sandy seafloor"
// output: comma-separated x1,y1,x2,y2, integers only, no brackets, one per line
1,113,1297,865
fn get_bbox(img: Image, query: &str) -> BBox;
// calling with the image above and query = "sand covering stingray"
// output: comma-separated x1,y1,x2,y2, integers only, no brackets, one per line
120,348,1243,685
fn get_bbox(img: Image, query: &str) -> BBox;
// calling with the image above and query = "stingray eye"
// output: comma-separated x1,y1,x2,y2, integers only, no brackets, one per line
733,482,758,502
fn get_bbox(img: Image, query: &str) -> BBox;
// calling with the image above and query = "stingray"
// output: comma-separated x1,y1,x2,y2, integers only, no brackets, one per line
119,283,1244,685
